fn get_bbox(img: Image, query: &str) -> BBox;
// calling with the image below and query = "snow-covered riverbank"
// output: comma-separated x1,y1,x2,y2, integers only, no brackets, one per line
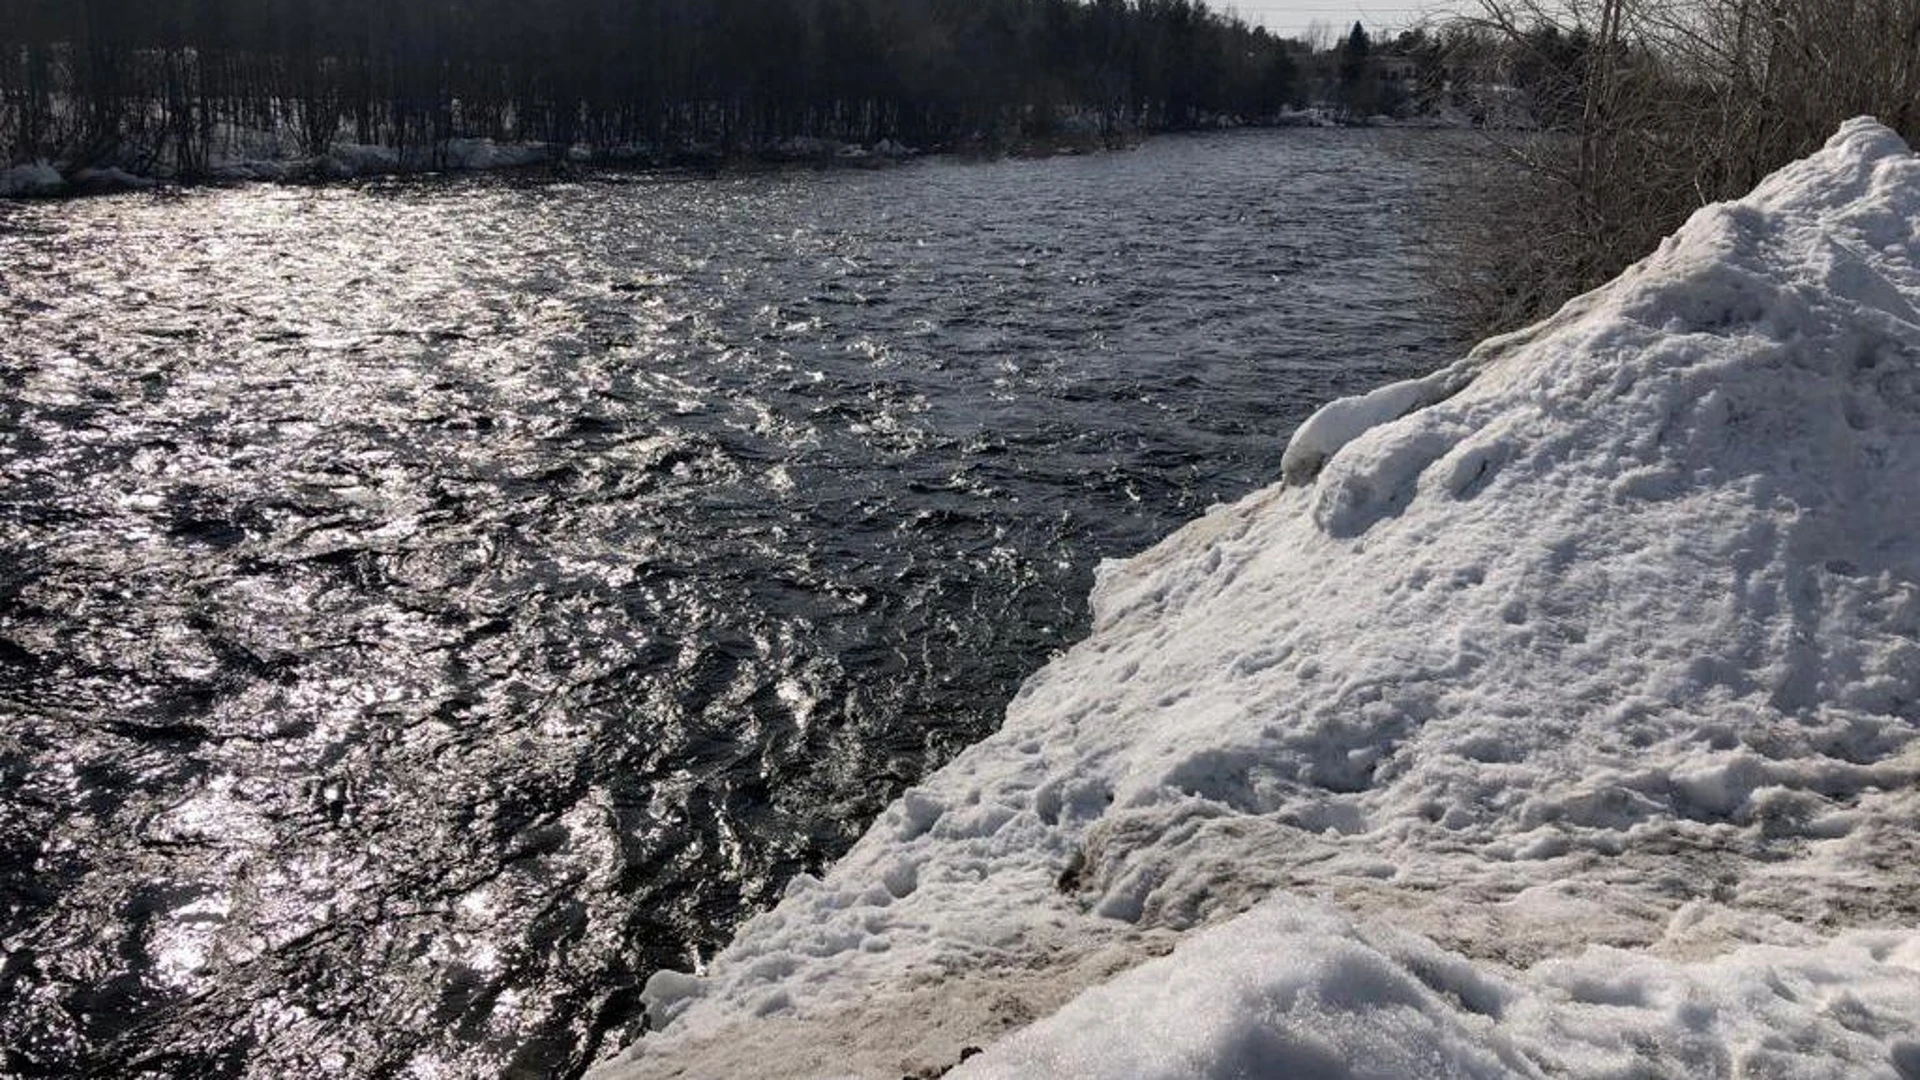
593,118,1920,1079
0,134,924,198
0,138,551,196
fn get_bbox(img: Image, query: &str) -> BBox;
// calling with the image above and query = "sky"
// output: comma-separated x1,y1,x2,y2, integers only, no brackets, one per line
1233,0,1473,40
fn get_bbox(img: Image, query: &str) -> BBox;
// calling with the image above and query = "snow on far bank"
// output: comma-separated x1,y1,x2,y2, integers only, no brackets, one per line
0,128,923,197
0,130,582,196
592,119,1920,1079
0,160,63,197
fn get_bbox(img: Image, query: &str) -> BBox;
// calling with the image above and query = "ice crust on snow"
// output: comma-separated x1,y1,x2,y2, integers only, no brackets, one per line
592,119,1920,1079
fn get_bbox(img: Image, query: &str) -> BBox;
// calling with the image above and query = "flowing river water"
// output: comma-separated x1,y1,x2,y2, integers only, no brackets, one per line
1,129,1464,1079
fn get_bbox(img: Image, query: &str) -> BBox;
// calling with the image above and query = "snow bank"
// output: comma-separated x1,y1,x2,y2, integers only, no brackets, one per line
442,138,553,170
592,118,1920,1079
1,135,563,197
959,898,1920,1080
70,166,157,193
305,138,554,179
4,129,904,195
208,158,293,183
0,160,64,197
317,142,400,179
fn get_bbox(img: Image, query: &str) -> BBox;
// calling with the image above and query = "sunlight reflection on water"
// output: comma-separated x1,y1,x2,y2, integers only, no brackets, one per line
0,128,1466,1078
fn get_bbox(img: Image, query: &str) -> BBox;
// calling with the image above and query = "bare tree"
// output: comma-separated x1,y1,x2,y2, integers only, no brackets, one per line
0,0,1318,177
1441,0,1920,335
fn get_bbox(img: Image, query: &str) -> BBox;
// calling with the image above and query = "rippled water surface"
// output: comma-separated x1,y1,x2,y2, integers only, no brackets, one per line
1,129,1463,1079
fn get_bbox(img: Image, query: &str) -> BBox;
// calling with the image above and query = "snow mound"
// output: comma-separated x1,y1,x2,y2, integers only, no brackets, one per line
957,896,1920,1080
592,118,1920,1079
442,138,553,171
208,159,293,183
70,166,157,193
1,160,64,198
319,143,400,179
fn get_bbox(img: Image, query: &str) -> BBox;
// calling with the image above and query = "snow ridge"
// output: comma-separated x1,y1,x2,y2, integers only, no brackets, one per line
593,118,1920,1080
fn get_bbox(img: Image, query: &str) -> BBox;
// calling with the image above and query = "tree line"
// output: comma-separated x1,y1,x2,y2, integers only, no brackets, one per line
0,0,1311,172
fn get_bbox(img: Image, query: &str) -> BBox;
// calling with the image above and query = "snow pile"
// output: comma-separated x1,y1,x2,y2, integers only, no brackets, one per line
316,142,402,180
441,138,553,171
592,119,1920,1079
765,136,916,162
0,160,64,197
959,898,1920,1079
209,158,294,183
771,135,841,159
70,166,157,193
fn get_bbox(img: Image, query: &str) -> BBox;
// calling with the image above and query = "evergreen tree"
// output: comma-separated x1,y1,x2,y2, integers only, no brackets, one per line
1336,20,1379,119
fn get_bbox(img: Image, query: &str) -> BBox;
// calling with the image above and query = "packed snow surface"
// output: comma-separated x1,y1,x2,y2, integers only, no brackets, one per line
593,119,1920,1079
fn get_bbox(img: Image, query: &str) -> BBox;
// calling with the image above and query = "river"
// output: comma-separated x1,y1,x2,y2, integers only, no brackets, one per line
0,128,1463,1079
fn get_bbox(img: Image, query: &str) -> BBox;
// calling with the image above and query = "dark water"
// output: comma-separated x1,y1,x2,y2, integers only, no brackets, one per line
0,129,1462,1079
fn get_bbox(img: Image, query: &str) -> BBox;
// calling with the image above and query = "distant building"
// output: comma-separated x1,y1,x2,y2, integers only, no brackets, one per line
1376,53,1419,85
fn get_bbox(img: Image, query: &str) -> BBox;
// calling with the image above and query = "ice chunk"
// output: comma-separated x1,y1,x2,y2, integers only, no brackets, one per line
1280,366,1469,485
